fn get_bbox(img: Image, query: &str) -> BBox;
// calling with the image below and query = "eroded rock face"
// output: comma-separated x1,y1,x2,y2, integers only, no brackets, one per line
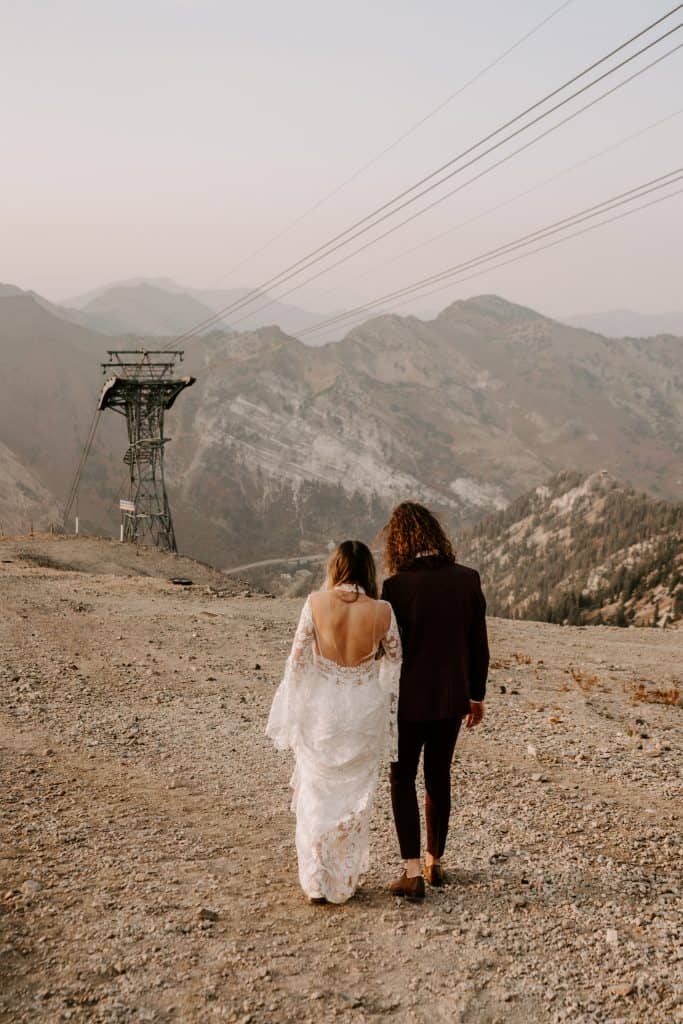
166,297,683,566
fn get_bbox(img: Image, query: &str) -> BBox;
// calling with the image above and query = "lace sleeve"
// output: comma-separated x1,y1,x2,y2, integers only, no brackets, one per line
266,597,315,751
378,604,402,762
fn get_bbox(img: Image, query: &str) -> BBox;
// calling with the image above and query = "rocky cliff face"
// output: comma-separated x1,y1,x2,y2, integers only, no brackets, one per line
461,470,683,627
169,295,683,566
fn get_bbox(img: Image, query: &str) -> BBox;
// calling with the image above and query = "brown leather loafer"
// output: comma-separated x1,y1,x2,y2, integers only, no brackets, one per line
390,872,425,900
424,863,445,887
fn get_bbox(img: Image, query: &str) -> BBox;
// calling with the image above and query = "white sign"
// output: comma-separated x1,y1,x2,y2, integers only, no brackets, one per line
119,499,136,513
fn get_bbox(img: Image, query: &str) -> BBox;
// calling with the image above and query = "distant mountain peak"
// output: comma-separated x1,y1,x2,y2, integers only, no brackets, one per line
62,278,324,339
437,294,547,323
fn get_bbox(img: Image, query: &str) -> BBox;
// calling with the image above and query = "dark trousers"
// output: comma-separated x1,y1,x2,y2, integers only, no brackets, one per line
390,717,462,860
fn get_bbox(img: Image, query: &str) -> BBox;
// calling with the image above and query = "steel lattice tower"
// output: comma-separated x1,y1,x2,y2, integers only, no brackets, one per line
98,351,195,552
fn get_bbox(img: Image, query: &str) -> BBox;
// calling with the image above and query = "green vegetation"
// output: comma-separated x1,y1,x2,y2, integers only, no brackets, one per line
464,471,683,628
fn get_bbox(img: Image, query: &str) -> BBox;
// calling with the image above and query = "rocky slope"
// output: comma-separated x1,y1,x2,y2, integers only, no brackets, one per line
461,471,683,628
2,291,682,567
1,539,681,1023
168,294,683,566
0,442,60,536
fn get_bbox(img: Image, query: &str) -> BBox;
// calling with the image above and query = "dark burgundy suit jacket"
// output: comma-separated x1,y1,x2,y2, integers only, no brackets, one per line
381,557,489,721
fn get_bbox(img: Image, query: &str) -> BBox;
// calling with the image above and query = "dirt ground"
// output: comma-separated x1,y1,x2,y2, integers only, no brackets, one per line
1,538,681,1024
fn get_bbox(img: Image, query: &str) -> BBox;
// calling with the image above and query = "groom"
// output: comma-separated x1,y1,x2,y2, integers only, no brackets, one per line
381,502,489,899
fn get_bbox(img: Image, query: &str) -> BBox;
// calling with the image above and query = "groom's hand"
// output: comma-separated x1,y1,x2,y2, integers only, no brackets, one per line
466,700,484,729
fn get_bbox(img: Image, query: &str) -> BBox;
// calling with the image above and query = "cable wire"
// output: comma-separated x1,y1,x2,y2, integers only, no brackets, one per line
379,107,683,271
63,408,102,526
300,170,683,334
213,0,578,284
296,169,683,338
309,184,683,339
310,105,683,304
226,44,682,328
169,4,683,343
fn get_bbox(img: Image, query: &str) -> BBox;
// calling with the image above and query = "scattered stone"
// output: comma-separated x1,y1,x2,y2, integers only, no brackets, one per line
340,993,362,1008
198,908,219,922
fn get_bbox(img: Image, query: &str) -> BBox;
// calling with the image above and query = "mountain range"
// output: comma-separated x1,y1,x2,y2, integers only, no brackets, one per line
0,291,681,586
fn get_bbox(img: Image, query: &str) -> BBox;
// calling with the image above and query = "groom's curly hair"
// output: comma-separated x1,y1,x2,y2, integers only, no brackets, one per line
383,502,456,575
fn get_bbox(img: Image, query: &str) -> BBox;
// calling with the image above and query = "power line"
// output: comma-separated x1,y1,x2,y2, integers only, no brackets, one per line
170,4,683,344
309,108,683,304
225,30,683,328
63,407,102,526
378,107,683,273
299,169,683,334
212,0,578,284
296,169,683,339
226,44,682,329
317,184,683,339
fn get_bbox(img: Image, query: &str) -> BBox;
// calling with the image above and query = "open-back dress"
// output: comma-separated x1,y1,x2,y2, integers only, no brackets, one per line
266,584,402,903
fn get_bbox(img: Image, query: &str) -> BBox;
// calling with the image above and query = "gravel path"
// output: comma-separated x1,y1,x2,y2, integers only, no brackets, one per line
1,553,681,1023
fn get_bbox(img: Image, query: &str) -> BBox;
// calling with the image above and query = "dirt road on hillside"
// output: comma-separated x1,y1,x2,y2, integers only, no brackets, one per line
0,546,681,1023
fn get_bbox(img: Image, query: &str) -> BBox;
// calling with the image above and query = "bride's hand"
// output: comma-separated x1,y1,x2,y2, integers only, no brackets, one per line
466,700,484,729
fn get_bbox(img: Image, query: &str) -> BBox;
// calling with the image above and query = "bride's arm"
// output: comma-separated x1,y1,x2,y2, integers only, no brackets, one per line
378,604,402,762
265,597,315,750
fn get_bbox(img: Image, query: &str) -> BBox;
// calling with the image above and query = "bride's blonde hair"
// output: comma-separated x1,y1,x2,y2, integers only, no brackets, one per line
325,540,378,599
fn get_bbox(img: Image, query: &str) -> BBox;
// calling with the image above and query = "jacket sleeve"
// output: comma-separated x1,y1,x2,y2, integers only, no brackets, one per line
378,604,402,762
468,571,489,702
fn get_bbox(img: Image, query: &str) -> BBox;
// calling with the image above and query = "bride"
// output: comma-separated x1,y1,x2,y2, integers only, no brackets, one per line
266,540,402,904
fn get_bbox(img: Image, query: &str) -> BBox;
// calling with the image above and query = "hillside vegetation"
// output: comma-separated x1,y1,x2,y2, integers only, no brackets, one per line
463,471,683,628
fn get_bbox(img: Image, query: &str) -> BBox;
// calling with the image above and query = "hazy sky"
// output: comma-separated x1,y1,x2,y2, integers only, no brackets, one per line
2,0,682,321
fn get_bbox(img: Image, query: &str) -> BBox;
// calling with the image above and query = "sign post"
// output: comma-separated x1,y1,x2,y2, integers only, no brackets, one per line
119,499,135,543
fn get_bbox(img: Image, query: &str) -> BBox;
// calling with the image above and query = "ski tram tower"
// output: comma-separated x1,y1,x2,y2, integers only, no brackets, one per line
98,350,195,552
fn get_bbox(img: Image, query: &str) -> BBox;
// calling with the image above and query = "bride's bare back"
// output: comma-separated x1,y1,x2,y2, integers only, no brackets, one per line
309,589,392,668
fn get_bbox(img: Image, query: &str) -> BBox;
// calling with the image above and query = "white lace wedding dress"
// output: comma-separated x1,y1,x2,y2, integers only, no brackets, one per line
266,586,402,904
